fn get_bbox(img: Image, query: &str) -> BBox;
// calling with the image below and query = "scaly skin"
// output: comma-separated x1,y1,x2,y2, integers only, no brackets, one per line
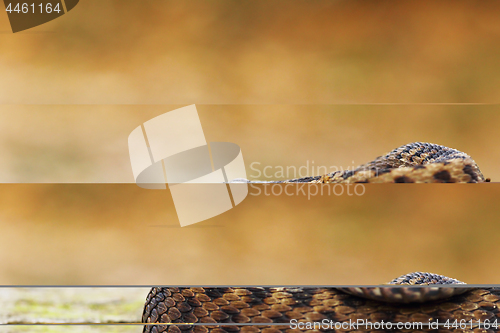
142,279,500,333
248,142,488,183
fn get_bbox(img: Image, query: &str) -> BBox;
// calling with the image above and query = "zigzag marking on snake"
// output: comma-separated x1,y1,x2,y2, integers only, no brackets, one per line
142,273,500,333
240,142,489,183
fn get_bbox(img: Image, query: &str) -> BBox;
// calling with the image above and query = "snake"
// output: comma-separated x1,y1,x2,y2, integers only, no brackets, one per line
234,142,490,183
142,144,494,332
142,272,500,333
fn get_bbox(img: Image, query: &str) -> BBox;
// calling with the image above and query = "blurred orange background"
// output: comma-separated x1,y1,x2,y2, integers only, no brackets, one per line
1,0,500,103
0,1,499,287
0,105,498,182
0,183,499,285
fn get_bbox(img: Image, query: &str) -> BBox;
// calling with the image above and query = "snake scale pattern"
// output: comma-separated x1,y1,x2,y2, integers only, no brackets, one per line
143,143,495,332
255,142,489,183
142,283,500,333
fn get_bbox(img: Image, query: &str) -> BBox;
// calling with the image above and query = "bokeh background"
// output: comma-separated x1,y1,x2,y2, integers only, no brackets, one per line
0,105,499,183
0,0,499,288
0,183,499,285
0,0,500,103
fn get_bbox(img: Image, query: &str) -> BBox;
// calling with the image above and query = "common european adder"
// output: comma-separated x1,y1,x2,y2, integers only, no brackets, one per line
242,142,490,183
143,144,495,332
142,273,500,333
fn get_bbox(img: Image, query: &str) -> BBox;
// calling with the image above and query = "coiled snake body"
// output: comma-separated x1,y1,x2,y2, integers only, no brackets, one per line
244,142,489,183
142,273,500,333
143,144,494,332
